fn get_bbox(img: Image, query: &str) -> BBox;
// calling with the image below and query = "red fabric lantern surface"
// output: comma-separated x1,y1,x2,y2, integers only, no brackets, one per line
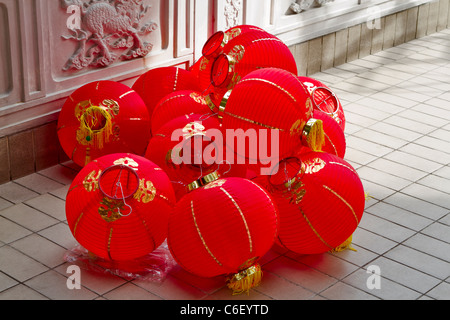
191,25,273,93
217,68,324,171
297,110,346,159
66,153,176,261
167,173,278,294
57,81,151,167
151,90,212,133
259,152,365,255
206,28,298,106
298,76,346,132
132,67,201,126
145,113,246,200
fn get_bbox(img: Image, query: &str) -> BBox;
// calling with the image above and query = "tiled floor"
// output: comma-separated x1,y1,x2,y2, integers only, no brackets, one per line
1,30,450,301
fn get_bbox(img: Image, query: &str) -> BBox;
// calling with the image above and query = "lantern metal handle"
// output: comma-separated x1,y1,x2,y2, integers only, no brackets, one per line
311,86,339,115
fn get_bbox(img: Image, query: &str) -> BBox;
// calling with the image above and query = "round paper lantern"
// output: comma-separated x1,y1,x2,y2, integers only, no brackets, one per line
145,113,223,200
132,67,201,124
167,172,278,294
298,76,346,131
151,90,212,133
191,25,272,93
206,28,298,106
66,153,176,261
297,110,346,159
57,81,151,167
263,153,365,255
216,68,324,169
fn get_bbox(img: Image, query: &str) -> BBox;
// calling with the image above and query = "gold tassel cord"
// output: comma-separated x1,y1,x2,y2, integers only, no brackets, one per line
226,264,263,296
79,106,114,150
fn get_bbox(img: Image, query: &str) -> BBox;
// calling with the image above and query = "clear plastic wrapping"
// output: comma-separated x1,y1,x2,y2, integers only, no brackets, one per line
63,240,176,282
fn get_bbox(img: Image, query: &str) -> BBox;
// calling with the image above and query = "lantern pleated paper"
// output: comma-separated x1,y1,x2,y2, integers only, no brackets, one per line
145,113,222,200
132,67,201,125
66,153,176,261
298,76,346,131
151,90,212,133
297,110,346,159
206,29,298,106
167,173,279,295
191,25,273,93
57,81,151,167
218,68,325,168
264,153,365,255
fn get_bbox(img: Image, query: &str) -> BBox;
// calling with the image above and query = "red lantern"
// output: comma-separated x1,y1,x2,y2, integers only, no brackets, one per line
261,153,365,255
206,28,298,106
297,110,346,159
191,25,273,93
216,68,324,171
151,90,212,133
132,67,201,124
298,76,346,131
66,153,176,261
167,172,278,294
57,81,151,167
145,113,222,200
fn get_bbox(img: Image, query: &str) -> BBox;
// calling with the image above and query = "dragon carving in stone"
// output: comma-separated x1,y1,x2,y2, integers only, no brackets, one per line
61,0,158,71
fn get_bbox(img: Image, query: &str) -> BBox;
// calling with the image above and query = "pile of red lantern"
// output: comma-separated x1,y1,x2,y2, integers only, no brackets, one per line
58,25,365,295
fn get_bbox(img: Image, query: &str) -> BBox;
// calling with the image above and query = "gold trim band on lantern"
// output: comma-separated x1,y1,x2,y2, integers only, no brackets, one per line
298,207,334,251
186,171,221,192
239,78,297,103
223,111,285,131
322,185,360,225
191,200,223,267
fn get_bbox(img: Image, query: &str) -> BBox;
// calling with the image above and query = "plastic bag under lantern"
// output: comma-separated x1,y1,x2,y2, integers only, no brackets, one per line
167,171,279,295
57,81,151,167
260,153,365,255
65,153,176,261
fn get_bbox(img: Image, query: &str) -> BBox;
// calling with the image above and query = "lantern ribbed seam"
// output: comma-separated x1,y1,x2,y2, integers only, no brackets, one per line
219,187,253,253
190,200,223,267
239,78,297,103
322,185,360,225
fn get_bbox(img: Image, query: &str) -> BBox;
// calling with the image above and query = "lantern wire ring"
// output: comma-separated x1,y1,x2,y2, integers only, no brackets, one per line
311,87,339,115
98,164,139,217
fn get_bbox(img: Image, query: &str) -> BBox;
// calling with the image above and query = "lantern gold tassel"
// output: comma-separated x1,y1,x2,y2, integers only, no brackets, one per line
331,235,357,253
302,118,325,152
227,264,263,295
79,106,114,150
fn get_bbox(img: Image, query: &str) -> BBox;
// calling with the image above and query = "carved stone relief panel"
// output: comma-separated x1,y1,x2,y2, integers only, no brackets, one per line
60,0,159,71
41,0,189,93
